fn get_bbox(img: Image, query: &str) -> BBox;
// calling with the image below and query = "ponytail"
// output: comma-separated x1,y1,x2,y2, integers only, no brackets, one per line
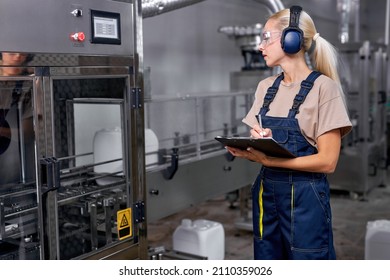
309,35,341,84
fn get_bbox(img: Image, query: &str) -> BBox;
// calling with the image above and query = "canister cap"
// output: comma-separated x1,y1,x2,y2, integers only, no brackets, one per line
181,219,192,227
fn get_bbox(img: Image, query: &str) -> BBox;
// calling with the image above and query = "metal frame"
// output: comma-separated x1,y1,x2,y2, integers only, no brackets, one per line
0,0,147,260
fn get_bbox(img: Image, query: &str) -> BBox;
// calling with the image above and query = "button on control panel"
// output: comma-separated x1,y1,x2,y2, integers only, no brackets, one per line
70,32,86,42
71,9,83,17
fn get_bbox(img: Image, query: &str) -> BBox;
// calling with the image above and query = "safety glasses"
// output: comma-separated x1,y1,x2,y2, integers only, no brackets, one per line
259,31,281,47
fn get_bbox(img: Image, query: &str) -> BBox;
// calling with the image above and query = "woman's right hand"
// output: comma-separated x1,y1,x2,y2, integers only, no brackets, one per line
250,124,272,138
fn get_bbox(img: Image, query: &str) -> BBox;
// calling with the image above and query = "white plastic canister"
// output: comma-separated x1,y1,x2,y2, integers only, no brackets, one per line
145,128,159,166
93,127,159,184
365,219,390,259
173,219,225,260
93,127,123,174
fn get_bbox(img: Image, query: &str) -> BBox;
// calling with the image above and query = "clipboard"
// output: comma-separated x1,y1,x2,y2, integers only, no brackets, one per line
215,136,296,158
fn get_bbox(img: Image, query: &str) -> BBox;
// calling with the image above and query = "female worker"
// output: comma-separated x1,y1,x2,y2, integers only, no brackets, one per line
226,6,352,260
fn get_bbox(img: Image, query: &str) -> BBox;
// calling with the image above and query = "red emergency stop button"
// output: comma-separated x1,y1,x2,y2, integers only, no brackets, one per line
70,32,85,42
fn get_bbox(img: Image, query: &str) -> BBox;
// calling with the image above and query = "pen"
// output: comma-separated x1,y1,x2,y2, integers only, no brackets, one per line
256,113,262,129
256,113,265,137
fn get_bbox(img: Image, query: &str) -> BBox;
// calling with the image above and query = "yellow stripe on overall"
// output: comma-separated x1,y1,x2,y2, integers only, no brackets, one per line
258,182,295,239
258,180,264,239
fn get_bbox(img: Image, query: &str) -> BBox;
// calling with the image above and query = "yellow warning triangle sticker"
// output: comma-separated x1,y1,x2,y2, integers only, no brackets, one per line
117,208,132,240
120,214,129,228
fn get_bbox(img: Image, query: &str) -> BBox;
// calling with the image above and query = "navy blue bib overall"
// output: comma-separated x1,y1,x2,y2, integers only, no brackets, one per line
252,72,336,260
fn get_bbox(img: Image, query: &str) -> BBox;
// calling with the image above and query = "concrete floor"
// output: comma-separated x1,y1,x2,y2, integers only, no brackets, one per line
148,172,390,260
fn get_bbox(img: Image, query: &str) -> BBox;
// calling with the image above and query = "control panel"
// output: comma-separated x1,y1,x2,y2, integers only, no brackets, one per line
0,0,133,55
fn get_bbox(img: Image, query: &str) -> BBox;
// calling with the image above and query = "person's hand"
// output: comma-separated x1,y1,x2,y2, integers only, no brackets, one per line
250,124,272,138
226,146,268,165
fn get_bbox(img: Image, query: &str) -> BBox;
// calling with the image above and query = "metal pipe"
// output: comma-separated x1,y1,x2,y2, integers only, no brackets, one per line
338,0,351,44
142,0,206,18
142,0,284,18
218,0,285,39
353,0,360,42
17,101,26,183
386,0,390,46
251,0,285,14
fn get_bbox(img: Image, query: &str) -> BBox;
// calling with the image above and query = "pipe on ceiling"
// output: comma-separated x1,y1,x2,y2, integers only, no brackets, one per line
251,0,285,14
142,0,206,18
142,0,285,18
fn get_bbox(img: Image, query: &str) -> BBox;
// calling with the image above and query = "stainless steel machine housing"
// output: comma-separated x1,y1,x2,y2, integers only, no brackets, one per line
0,0,147,260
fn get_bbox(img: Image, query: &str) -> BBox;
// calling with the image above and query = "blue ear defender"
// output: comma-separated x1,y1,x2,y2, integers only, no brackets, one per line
281,6,304,54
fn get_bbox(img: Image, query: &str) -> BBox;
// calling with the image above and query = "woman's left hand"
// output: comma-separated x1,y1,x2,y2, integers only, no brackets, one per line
226,146,268,165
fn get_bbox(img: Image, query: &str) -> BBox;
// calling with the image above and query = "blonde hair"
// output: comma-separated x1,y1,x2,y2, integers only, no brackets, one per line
269,8,341,84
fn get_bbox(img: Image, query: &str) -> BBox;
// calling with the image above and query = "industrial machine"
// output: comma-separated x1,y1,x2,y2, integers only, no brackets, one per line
328,41,388,195
0,0,147,259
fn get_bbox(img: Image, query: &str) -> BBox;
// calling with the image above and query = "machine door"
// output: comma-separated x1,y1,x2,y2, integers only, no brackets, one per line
39,73,138,259
0,75,40,260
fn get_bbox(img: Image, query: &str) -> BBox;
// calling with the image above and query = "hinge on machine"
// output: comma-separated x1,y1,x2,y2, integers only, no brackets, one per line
40,157,60,194
131,87,143,109
133,201,145,224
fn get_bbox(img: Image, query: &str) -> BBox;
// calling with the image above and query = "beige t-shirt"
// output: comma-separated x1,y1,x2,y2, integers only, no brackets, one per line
242,73,352,148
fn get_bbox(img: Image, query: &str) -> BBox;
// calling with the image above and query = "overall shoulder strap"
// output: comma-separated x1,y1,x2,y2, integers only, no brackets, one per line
259,73,284,115
287,71,322,118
